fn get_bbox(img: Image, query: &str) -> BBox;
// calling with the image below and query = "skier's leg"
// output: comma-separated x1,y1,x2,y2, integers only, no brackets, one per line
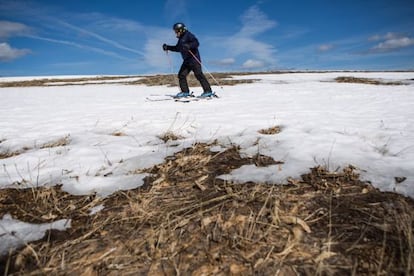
178,63,190,92
192,63,212,92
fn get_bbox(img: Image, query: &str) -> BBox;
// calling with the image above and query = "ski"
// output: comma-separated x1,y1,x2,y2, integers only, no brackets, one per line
145,94,179,102
146,92,218,103
176,95,218,103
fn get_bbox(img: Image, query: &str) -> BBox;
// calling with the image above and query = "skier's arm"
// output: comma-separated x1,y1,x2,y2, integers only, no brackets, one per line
162,43,179,52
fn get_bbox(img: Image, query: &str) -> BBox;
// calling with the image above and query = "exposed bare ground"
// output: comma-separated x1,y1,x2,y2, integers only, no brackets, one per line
334,76,405,85
0,73,258,88
1,141,413,275
1,74,413,275
2,73,411,88
0,135,71,160
0,76,135,88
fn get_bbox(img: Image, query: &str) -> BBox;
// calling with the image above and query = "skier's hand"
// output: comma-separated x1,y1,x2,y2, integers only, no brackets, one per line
162,44,168,51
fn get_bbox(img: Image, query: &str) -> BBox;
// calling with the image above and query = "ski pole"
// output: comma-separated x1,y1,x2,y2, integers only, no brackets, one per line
188,50,223,89
166,51,179,87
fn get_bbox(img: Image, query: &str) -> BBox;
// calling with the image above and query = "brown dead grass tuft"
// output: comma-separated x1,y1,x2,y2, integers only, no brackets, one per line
157,131,183,143
39,135,71,149
0,135,71,159
110,132,126,137
259,126,282,135
0,76,135,88
130,72,258,87
0,149,23,159
334,76,405,85
1,144,413,275
0,73,258,88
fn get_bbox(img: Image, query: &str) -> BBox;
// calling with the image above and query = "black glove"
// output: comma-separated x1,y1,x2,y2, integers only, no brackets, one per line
182,43,190,51
162,44,168,51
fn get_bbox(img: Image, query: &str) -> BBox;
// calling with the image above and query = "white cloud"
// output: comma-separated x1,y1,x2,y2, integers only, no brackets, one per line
368,32,414,53
242,59,265,69
144,38,171,69
56,20,146,57
216,58,236,66
369,32,401,42
26,35,128,60
0,20,30,38
372,37,414,52
89,16,145,33
0,42,30,61
238,6,278,37
0,21,31,62
318,44,334,52
216,5,278,70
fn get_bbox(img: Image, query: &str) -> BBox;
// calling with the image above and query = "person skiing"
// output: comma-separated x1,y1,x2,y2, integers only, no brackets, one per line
162,22,214,98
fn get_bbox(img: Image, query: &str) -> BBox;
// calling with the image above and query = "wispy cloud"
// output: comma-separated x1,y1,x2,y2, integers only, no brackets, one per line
0,42,30,61
237,6,278,37
143,29,177,69
214,58,236,66
26,35,128,60
213,5,278,70
56,20,146,57
368,32,414,53
0,21,31,61
317,44,334,52
0,2,147,60
0,20,31,38
242,59,265,69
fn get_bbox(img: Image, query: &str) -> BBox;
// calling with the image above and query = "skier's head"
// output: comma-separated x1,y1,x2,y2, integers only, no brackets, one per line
173,22,187,38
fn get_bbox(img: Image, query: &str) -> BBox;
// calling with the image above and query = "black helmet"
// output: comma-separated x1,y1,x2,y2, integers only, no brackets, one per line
173,22,186,32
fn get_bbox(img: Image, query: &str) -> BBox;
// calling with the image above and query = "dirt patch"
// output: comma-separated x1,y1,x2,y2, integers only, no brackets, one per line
0,73,258,88
1,143,413,275
0,76,135,88
2,72,411,88
334,76,405,85
125,72,259,87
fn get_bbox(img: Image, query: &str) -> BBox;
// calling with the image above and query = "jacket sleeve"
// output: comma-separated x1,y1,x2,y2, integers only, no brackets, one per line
166,44,179,52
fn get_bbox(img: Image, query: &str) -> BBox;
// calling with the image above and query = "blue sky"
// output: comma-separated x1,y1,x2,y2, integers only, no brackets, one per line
0,0,413,76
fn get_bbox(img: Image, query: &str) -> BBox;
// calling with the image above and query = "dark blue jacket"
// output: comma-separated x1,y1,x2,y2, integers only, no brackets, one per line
167,31,201,64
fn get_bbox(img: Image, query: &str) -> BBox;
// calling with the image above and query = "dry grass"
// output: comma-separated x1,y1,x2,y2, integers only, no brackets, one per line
0,135,71,160
2,71,413,274
258,126,282,135
0,73,258,88
1,143,413,275
157,131,183,143
39,135,71,149
129,73,258,87
0,76,135,88
2,72,411,88
334,76,405,85
110,132,127,137
0,149,25,159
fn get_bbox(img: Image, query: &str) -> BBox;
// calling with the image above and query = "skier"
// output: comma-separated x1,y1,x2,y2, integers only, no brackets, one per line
162,22,214,98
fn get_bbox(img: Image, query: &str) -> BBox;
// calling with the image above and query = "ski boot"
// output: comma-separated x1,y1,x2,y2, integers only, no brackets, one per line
174,91,191,98
199,91,216,98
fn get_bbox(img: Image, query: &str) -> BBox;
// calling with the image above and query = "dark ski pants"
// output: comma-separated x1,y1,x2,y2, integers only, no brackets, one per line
178,62,212,92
